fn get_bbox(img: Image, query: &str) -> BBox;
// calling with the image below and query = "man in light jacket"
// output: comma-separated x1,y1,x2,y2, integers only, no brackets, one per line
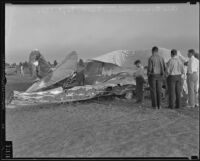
166,49,185,109
186,49,199,108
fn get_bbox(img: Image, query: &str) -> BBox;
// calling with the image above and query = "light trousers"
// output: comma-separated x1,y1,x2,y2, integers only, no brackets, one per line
187,72,199,107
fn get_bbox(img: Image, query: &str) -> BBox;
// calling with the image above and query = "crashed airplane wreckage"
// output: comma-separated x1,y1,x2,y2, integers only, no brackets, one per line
7,48,187,107
7,50,138,107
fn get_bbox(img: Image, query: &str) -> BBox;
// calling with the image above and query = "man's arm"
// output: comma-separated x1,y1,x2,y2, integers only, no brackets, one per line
162,58,167,74
166,60,171,76
160,57,166,77
133,70,140,79
180,60,185,75
147,58,152,77
192,58,199,73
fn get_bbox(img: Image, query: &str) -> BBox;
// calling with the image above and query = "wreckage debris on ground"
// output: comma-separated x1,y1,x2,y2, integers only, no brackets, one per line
7,48,187,107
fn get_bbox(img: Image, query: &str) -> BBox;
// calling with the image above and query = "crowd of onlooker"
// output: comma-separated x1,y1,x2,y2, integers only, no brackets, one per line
133,46,199,109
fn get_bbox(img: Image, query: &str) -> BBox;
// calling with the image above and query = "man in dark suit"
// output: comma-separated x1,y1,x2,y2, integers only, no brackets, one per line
147,46,166,109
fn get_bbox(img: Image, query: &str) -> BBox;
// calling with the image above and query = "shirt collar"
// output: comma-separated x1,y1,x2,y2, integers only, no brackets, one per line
171,55,178,60
33,61,39,66
137,65,144,69
190,55,195,59
152,52,159,56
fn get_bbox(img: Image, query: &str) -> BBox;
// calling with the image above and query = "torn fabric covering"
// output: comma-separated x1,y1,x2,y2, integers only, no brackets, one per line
90,50,135,67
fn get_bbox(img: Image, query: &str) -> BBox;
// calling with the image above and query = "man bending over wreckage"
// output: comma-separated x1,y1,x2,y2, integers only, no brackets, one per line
29,49,53,82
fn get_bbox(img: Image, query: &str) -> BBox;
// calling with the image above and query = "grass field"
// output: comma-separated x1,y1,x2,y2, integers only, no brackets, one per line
5,73,199,158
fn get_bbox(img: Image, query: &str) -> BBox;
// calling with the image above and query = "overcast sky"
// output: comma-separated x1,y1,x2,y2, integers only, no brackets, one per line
5,3,199,64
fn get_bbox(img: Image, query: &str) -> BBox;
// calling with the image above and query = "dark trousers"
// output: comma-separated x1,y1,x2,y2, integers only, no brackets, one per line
167,75,181,109
136,77,144,102
148,74,162,108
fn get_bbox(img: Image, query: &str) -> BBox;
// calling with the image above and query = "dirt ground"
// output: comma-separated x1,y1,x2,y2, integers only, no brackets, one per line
5,74,199,158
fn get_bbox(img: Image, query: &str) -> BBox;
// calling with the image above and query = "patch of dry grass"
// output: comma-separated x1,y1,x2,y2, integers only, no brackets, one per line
5,74,199,157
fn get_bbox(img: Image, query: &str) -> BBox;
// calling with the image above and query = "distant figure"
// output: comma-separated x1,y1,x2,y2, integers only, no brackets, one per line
166,49,185,109
20,65,24,76
186,49,199,108
147,46,166,109
133,60,146,104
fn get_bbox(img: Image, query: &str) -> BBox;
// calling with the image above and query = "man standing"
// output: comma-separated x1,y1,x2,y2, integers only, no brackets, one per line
147,46,166,109
20,65,24,77
166,49,185,109
133,60,146,104
187,49,199,108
